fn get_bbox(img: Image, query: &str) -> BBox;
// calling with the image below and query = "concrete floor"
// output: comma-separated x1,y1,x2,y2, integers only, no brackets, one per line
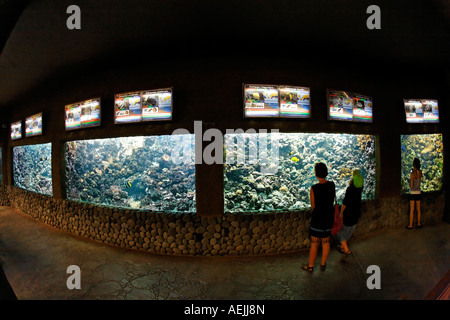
0,206,448,300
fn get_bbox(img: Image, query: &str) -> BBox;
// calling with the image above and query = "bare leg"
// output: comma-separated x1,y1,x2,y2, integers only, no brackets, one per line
308,236,320,267
416,201,421,226
409,200,415,227
321,237,330,266
340,240,350,253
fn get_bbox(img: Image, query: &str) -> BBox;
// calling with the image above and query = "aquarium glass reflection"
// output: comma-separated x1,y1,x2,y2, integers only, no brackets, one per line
65,135,196,213
224,132,376,213
400,133,443,193
13,143,53,196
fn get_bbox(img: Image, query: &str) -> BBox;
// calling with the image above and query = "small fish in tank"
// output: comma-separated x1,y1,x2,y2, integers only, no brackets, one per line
65,135,196,213
224,132,376,213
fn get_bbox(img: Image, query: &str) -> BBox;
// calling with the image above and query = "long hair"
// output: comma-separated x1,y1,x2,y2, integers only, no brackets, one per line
413,158,421,170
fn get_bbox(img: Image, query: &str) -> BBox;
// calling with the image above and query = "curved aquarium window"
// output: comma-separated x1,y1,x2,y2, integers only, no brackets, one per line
400,133,443,193
65,135,196,213
224,132,376,213
13,143,53,196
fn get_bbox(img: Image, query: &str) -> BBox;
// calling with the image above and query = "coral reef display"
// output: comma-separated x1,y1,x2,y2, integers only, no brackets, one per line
13,143,53,196
65,135,196,213
224,132,376,213
400,133,444,193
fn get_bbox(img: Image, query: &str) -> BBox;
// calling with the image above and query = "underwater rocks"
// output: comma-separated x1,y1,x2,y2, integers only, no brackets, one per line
224,133,376,213
65,136,196,213
13,144,53,196
400,134,444,193
2,186,445,256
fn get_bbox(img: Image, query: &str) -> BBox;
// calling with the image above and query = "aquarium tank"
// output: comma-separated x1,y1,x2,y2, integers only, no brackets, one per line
400,133,444,193
13,143,53,196
65,135,196,213
224,132,376,213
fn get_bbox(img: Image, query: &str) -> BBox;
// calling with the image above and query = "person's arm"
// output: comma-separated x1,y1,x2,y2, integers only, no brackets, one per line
310,187,315,210
340,204,346,219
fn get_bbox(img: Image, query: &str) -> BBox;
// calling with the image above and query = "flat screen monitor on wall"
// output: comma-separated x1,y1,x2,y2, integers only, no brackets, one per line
327,90,373,123
11,121,22,140
243,84,311,118
404,99,439,123
65,98,101,130
25,112,43,137
114,88,173,124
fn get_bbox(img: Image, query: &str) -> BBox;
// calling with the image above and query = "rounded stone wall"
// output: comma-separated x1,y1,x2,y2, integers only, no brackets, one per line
0,185,445,256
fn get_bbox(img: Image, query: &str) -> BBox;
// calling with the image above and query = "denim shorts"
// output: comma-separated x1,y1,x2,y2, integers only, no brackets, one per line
336,224,356,242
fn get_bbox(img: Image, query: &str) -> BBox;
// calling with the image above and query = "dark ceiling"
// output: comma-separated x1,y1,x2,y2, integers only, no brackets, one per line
0,0,449,111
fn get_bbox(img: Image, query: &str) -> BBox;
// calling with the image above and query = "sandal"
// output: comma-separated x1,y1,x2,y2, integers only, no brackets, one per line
338,247,352,256
405,225,413,230
320,264,327,271
302,264,314,273
416,224,423,229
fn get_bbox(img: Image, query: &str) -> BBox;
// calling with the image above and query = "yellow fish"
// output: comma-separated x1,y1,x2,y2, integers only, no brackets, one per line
291,157,299,162
123,181,132,188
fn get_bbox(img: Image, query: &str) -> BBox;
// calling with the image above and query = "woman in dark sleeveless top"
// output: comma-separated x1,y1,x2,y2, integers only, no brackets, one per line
302,162,336,273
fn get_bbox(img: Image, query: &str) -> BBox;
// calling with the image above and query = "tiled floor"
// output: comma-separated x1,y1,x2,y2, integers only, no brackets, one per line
0,206,448,300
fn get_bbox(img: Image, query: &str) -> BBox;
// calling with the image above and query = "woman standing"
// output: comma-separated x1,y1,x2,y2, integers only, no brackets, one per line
406,158,423,229
302,162,336,273
336,170,364,256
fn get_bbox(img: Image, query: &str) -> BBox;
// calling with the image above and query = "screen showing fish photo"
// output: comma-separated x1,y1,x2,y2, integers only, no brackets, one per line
66,98,101,130
115,88,173,123
25,112,43,137
400,133,443,193
11,121,22,140
404,99,439,124
114,91,142,123
352,94,373,123
328,90,373,123
65,135,196,213
279,86,311,118
142,88,173,121
224,132,376,213
65,102,82,130
13,143,53,196
244,84,279,117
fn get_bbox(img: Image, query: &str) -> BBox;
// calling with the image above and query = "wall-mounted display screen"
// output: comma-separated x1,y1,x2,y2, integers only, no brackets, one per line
114,88,173,124
25,113,43,137
11,121,22,140
327,90,373,123
244,84,279,117
65,98,101,130
404,99,439,123
244,84,311,118
279,86,311,118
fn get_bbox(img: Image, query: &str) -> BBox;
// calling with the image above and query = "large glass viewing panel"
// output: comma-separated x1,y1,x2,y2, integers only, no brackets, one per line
13,143,53,196
224,132,376,213
65,135,196,213
400,133,443,193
